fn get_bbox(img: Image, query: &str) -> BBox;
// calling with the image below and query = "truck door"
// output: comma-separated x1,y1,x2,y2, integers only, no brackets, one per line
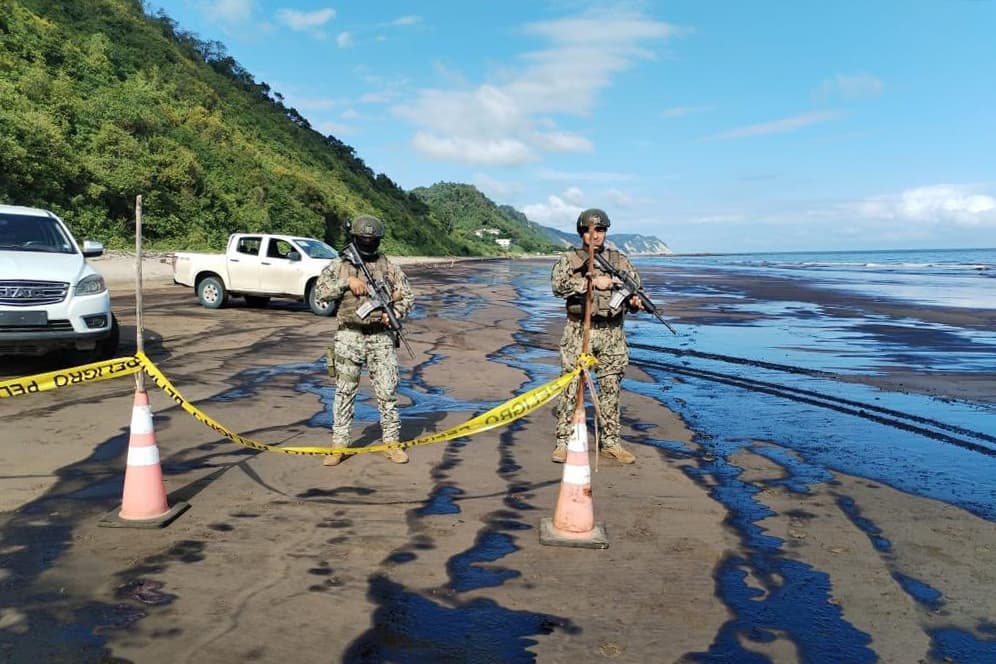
228,235,263,291
261,238,302,295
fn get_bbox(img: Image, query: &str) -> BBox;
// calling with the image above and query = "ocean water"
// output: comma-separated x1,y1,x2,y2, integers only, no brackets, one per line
604,248,996,517
658,247,996,309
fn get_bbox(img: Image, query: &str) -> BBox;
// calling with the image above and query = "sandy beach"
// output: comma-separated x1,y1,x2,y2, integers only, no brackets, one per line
1,254,994,663
87,250,484,290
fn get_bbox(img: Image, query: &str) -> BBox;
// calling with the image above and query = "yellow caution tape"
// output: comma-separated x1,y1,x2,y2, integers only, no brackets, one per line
135,351,597,456
0,356,141,399
2,348,597,457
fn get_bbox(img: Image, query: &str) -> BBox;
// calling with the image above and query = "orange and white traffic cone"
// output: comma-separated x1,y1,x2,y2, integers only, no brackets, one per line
540,403,609,549
100,389,188,528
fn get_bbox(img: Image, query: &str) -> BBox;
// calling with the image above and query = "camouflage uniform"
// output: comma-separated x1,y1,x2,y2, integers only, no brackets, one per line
314,255,414,447
551,247,641,451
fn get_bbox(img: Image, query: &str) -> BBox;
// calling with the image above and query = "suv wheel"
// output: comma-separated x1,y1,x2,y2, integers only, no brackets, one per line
98,314,121,359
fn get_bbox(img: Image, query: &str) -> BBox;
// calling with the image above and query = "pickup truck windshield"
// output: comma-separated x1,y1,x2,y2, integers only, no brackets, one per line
294,239,337,259
0,213,75,254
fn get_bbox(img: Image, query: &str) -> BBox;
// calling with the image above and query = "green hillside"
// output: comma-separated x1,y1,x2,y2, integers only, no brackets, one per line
411,183,561,255
0,0,475,255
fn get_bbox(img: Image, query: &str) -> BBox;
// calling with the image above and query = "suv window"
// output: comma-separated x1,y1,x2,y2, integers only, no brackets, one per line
0,214,75,254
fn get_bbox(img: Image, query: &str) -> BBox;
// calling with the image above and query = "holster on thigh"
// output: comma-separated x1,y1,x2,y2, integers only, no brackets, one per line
325,345,336,378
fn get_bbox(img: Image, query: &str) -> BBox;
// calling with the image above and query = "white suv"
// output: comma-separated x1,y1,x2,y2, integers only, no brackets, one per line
0,204,119,359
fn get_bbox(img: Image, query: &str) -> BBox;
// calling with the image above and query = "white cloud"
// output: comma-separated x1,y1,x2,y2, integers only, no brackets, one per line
686,213,747,225
391,15,421,26
473,173,516,198
205,0,254,24
412,132,535,165
665,183,996,251
531,131,593,153
708,110,841,140
537,169,635,182
337,31,353,48
340,108,361,120
393,9,679,164
662,105,712,119
359,90,398,104
852,184,996,226
276,7,335,31
606,189,634,207
562,187,585,206
522,187,591,227
817,73,883,100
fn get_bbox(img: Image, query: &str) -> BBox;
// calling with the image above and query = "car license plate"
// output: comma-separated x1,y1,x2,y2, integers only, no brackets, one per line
0,310,48,327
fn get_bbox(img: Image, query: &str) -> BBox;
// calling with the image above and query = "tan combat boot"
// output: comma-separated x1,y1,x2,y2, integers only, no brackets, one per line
600,444,636,464
551,441,568,464
384,447,409,464
324,439,347,466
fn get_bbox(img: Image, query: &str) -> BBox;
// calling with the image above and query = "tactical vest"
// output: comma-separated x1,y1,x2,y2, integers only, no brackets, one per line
565,247,626,320
336,254,393,328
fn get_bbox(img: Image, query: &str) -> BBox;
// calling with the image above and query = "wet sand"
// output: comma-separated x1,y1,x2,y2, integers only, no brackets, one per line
0,256,994,662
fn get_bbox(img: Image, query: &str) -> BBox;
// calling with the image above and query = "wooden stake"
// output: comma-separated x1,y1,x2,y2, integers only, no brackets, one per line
135,195,145,392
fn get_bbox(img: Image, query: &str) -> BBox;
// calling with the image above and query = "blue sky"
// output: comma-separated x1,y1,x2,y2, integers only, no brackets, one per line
148,1,996,253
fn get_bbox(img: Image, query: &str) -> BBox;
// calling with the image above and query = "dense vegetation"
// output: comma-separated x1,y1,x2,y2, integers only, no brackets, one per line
0,0,479,255
411,183,561,255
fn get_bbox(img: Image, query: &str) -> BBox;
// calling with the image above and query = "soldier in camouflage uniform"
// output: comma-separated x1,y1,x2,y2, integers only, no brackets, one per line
314,215,415,466
550,208,644,465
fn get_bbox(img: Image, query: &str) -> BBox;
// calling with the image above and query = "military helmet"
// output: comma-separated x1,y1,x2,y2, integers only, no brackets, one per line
350,215,385,259
576,208,610,235
350,215,385,239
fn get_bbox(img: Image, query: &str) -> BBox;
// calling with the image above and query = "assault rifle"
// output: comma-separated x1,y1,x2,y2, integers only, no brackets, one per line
592,251,677,335
340,241,415,358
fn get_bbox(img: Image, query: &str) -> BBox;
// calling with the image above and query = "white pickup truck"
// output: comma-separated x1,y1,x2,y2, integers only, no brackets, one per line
171,233,339,315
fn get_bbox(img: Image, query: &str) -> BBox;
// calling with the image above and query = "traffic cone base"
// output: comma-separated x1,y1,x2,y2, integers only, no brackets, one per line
539,517,608,549
99,500,189,529
539,412,610,549
99,389,189,529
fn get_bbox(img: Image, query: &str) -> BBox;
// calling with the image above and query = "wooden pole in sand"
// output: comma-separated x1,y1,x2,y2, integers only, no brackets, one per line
134,195,145,392
576,219,597,467
576,219,596,411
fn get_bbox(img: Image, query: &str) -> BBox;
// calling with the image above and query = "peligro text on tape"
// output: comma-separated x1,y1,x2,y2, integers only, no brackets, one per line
0,356,142,399
135,351,597,456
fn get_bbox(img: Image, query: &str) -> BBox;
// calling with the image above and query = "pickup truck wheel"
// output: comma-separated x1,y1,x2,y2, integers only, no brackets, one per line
307,282,335,317
197,276,227,309
244,295,270,308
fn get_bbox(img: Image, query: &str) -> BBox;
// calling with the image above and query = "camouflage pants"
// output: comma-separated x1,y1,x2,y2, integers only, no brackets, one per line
555,320,629,448
330,328,401,446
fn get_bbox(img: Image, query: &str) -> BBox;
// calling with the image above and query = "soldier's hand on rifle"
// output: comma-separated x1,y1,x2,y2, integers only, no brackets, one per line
628,295,645,311
591,274,614,290
347,276,368,296
380,311,391,326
